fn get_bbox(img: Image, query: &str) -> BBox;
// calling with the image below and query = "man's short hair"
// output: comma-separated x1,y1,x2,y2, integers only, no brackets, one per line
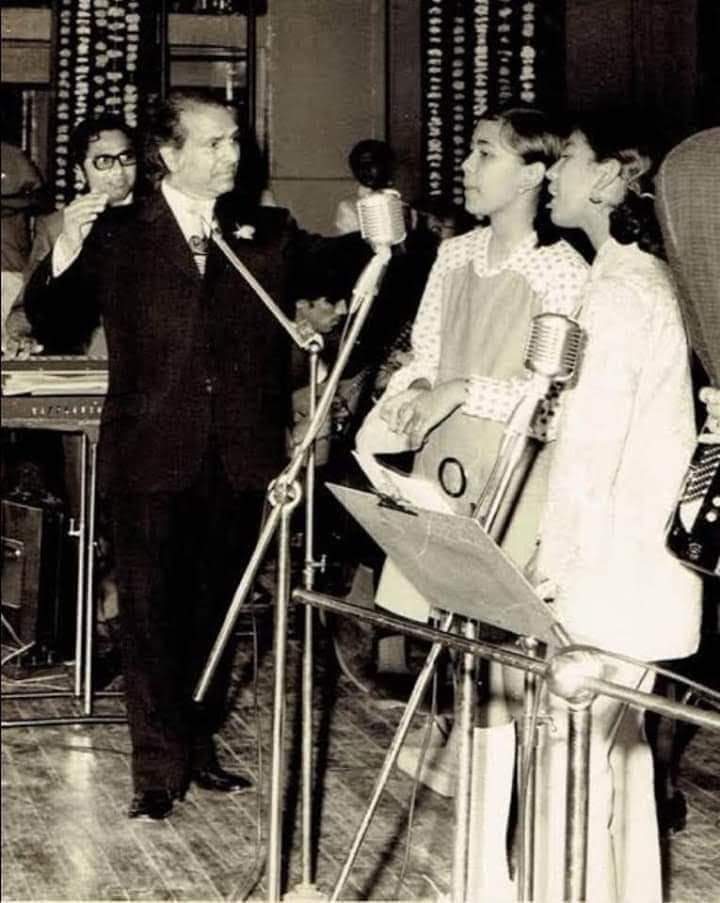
348,139,394,174
69,115,136,170
145,90,237,182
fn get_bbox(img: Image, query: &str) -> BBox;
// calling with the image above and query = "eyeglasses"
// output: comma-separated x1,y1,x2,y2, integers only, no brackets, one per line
90,151,137,172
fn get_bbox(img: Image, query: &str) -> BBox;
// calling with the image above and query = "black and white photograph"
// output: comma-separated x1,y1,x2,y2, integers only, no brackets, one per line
1,1,719,901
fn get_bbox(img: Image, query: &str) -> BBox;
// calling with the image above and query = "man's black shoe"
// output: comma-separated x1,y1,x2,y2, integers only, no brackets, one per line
191,762,252,793
128,789,174,820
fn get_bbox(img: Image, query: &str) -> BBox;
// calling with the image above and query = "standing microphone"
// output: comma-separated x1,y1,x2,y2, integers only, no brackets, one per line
472,312,584,533
524,312,583,389
357,189,407,248
347,190,406,315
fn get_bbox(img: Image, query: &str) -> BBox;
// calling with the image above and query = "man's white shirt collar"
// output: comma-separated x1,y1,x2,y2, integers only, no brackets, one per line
161,179,216,244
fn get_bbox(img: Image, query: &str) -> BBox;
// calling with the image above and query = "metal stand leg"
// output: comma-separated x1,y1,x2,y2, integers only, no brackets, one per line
517,637,541,902
293,346,329,902
82,437,98,715
267,482,303,903
564,702,591,903
452,619,478,903
330,613,454,902
72,432,89,699
547,649,600,903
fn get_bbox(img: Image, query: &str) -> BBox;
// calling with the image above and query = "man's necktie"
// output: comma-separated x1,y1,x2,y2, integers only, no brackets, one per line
189,232,209,276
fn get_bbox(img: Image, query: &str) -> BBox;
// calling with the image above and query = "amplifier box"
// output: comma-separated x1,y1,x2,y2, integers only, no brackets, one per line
1,498,74,664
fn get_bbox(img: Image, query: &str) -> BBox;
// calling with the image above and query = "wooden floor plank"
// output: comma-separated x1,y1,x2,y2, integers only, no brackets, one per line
3,641,719,901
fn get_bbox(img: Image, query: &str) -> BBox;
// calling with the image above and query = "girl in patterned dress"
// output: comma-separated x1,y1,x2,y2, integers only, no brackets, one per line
358,109,587,622
355,107,588,893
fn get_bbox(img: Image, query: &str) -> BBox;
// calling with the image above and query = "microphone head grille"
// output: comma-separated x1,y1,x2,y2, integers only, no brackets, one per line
525,312,583,382
357,189,406,246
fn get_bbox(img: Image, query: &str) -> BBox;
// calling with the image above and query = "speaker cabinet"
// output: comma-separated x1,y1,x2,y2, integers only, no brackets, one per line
1,498,73,662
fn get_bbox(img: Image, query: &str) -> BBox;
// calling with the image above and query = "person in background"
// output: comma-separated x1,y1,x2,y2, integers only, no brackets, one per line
334,139,395,235
5,114,137,358
702,387,720,436
289,294,348,466
1,139,46,345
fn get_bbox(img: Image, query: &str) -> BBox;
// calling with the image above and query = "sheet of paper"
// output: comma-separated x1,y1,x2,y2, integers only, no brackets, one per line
352,449,455,515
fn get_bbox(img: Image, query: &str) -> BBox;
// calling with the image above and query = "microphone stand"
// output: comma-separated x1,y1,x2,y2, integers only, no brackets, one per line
326,381,573,903
194,243,393,902
472,380,572,903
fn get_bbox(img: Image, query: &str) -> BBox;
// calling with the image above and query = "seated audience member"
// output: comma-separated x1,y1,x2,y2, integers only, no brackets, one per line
289,294,348,465
334,139,395,235
1,138,46,345
6,115,137,357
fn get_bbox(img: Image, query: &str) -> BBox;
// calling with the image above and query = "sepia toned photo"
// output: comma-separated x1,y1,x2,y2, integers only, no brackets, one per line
1,2,718,901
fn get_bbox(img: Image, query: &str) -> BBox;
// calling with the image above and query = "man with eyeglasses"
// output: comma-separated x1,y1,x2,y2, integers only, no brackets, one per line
6,114,137,356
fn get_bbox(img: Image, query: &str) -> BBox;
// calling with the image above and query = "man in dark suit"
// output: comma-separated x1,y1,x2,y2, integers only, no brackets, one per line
26,90,339,820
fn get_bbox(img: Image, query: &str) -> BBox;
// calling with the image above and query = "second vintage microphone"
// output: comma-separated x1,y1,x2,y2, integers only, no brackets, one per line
472,311,584,533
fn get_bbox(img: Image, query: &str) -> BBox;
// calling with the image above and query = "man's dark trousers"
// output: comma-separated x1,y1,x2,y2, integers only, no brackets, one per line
112,443,264,796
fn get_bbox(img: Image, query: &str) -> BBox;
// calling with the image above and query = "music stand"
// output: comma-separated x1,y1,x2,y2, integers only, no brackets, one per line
323,483,570,902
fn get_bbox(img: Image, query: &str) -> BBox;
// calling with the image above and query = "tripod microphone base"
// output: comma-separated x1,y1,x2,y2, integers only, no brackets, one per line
283,882,330,902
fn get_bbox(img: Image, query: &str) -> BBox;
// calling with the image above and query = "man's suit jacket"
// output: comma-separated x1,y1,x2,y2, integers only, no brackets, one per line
27,189,329,495
22,208,109,354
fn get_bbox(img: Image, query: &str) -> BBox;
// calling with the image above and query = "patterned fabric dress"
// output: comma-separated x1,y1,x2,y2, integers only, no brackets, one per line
362,225,588,619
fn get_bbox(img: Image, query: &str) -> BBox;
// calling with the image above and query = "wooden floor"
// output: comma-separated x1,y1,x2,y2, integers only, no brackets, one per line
2,619,720,903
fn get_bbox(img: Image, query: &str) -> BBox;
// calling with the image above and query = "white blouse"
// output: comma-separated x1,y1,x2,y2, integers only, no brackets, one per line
537,238,702,661
382,226,589,429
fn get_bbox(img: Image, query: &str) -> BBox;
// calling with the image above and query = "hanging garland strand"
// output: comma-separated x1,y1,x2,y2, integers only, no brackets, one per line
52,0,147,208
422,0,558,203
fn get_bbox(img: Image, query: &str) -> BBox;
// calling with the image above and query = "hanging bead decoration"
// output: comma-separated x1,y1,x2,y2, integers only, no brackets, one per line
422,0,557,204
52,0,146,208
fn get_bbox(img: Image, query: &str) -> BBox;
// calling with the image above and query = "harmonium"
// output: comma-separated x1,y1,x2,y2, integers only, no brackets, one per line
667,438,720,578
1,356,107,433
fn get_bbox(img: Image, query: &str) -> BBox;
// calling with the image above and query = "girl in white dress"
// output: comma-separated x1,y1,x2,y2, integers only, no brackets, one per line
522,112,702,902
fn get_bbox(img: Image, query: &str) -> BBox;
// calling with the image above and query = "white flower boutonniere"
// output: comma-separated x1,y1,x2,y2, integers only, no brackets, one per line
233,224,256,241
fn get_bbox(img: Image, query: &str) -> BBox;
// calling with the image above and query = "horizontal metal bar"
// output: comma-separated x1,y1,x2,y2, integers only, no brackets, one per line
1,690,124,701
2,716,126,728
587,676,720,732
293,589,720,733
293,589,547,675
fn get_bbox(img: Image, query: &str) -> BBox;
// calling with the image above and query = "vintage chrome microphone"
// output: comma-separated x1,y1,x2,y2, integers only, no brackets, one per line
357,189,406,248
472,311,583,537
